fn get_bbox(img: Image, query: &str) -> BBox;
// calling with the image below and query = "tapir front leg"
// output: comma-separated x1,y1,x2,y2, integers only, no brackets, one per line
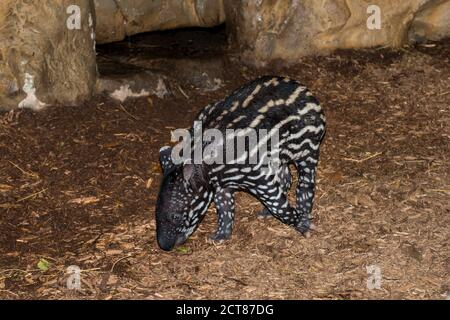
210,188,235,241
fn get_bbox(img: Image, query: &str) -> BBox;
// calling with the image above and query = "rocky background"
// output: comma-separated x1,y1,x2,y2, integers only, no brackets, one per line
0,0,449,110
0,0,97,111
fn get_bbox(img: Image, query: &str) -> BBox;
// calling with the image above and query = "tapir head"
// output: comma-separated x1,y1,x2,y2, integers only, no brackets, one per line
155,146,213,251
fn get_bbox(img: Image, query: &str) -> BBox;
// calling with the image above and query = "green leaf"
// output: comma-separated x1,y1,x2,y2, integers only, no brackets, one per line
37,259,50,272
176,247,189,254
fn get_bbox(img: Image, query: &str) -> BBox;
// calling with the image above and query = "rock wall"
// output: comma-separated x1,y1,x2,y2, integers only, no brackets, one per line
0,0,449,109
224,0,450,66
0,0,97,110
95,0,226,44
94,0,449,63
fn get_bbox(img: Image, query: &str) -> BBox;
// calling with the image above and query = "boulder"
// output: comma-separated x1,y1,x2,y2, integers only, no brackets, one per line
409,0,450,42
0,0,97,110
224,0,450,66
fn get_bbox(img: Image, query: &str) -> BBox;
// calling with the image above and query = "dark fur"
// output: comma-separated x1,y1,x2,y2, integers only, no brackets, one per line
156,76,326,251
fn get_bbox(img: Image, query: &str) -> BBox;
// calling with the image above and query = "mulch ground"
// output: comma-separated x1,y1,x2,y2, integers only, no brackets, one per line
0,38,449,299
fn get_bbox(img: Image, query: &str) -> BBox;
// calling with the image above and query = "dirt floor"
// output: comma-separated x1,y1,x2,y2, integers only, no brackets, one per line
0,29,449,299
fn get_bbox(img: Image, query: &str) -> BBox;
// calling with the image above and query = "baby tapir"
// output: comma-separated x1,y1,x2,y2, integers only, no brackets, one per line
156,76,326,251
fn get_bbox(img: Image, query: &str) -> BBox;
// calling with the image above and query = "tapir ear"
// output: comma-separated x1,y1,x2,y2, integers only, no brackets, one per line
182,163,195,181
183,162,207,191
159,146,174,174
